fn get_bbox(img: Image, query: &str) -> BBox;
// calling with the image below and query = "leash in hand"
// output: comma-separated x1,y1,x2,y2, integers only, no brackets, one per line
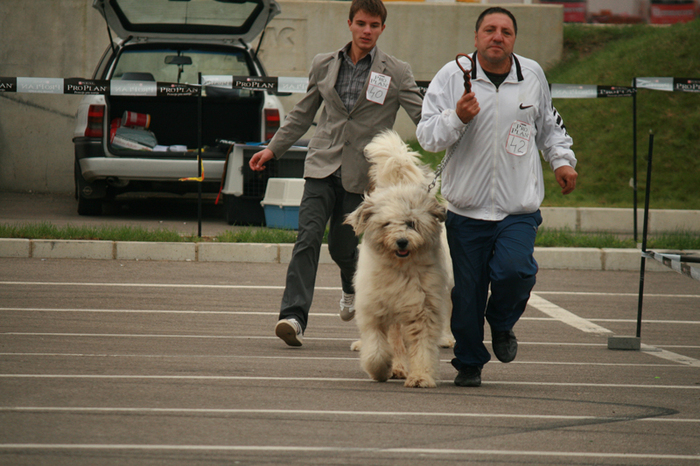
428,54,474,193
455,53,474,94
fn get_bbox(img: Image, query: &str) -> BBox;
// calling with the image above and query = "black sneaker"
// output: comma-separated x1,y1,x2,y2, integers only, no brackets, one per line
492,330,517,363
454,366,481,387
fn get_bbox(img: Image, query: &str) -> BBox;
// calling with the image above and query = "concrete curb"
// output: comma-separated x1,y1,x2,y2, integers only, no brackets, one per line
540,207,700,234
1,238,696,272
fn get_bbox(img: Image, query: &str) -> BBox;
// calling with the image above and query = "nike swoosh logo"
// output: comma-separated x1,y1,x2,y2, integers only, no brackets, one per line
519,103,533,109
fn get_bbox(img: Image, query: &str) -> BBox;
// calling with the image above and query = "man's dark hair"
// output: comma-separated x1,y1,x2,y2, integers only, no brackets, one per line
475,7,518,35
349,0,388,25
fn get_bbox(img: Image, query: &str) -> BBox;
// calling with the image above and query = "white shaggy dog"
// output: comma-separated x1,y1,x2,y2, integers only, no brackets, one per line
344,130,452,388
364,130,432,191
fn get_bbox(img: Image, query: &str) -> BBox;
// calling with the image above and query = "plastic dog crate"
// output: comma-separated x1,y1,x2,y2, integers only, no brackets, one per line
260,178,306,229
221,144,307,225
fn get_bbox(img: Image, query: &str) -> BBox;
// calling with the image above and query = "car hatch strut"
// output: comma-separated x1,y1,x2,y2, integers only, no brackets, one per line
99,2,117,56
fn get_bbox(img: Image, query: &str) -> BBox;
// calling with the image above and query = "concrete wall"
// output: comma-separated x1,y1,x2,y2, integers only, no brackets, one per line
0,0,563,193
0,1,108,194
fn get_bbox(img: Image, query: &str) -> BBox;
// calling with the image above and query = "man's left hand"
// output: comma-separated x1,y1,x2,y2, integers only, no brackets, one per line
555,165,578,195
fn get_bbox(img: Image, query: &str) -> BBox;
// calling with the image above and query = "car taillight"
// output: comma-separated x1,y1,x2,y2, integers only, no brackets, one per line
264,108,280,142
85,104,105,138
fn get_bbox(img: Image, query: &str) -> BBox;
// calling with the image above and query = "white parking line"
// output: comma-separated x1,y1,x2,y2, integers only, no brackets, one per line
0,281,291,290
2,332,699,350
1,307,699,326
0,374,698,390
1,281,699,300
528,294,613,334
0,352,690,367
1,406,698,423
2,332,338,340
535,290,700,299
0,307,280,314
529,294,700,367
589,319,700,325
0,443,696,461
0,332,614,346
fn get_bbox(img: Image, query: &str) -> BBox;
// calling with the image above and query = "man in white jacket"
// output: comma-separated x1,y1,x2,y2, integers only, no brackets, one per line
417,7,578,387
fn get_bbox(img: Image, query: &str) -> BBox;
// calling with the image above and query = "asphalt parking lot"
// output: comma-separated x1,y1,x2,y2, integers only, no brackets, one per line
1,256,699,465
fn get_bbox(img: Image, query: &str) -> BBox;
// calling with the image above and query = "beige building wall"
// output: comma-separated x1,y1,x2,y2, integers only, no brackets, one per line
0,0,563,193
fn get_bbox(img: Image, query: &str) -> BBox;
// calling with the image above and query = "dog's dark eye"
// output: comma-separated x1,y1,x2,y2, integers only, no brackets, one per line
383,222,391,229
406,221,416,230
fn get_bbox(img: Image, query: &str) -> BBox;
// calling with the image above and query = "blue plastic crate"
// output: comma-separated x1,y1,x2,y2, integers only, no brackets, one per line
261,178,305,230
263,205,300,230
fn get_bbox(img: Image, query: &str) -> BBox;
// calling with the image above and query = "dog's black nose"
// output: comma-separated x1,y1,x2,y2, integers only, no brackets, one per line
396,238,409,249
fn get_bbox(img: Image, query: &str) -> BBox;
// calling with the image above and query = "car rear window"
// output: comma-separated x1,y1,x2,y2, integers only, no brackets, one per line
111,0,262,32
112,48,253,84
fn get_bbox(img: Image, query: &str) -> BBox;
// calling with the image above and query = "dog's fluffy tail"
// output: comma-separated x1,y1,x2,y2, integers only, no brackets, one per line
365,130,429,190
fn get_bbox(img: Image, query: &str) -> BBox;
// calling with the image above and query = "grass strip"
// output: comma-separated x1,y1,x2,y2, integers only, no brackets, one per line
1,222,697,250
0,222,182,243
536,228,700,250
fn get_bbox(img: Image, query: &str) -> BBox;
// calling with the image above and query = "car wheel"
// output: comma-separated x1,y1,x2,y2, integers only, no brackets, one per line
75,160,103,216
77,196,103,216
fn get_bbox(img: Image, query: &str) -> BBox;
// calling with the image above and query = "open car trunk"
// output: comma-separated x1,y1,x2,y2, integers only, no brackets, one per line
107,91,264,155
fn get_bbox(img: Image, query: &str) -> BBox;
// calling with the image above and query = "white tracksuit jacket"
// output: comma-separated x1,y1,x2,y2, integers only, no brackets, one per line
417,52,577,221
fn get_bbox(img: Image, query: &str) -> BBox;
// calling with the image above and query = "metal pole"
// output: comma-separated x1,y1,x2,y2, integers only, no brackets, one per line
636,131,654,338
632,79,638,243
197,72,203,238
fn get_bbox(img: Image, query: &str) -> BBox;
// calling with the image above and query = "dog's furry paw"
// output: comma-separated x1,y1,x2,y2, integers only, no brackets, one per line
362,352,393,382
390,363,408,380
404,374,437,388
367,363,392,383
439,335,455,348
350,340,362,352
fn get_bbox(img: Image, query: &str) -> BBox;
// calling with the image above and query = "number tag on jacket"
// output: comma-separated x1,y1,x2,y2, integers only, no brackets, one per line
506,120,532,157
367,72,391,105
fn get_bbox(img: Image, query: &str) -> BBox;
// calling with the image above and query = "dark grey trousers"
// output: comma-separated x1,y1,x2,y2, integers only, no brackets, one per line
278,176,364,331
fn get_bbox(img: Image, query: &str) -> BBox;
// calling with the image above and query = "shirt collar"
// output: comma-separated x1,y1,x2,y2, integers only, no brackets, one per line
340,42,376,65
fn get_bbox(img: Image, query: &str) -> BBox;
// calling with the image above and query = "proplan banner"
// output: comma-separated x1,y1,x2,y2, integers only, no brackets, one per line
643,251,700,282
202,75,308,93
635,77,700,93
0,77,200,97
0,76,310,96
3,76,698,97
550,84,636,99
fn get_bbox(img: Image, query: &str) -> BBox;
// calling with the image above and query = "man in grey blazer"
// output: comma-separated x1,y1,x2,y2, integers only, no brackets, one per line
249,0,423,347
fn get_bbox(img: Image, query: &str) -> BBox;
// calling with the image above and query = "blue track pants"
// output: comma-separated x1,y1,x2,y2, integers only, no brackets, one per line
446,210,542,370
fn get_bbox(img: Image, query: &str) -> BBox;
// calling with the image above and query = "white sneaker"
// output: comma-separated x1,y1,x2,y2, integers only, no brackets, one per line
339,291,355,322
275,318,303,347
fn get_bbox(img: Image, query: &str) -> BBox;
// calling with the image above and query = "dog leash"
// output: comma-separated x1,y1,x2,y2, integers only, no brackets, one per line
428,53,475,193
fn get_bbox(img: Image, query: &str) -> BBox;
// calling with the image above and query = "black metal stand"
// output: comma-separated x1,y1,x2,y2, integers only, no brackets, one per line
197,72,203,238
636,131,654,338
632,79,638,243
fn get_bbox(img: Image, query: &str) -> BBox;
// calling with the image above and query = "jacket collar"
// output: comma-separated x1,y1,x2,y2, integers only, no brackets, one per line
471,51,524,82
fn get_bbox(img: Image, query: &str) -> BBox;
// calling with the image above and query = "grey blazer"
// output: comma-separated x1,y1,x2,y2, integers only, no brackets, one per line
267,46,423,194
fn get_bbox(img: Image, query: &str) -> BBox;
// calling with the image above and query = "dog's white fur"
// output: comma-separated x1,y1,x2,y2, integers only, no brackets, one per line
364,130,432,191
345,130,453,388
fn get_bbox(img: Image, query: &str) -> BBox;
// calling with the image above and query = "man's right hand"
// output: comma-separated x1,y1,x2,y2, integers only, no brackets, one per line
249,148,275,171
456,91,480,124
